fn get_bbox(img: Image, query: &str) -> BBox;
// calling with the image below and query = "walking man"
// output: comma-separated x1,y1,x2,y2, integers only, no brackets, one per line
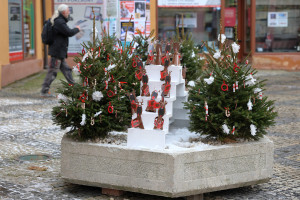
41,4,80,97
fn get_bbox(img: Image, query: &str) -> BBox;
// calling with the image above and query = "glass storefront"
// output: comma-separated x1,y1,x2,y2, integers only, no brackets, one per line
8,0,23,61
8,0,35,62
23,0,35,58
256,0,300,52
157,0,221,50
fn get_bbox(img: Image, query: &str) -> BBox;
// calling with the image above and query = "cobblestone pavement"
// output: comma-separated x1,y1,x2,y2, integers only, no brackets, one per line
0,70,299,200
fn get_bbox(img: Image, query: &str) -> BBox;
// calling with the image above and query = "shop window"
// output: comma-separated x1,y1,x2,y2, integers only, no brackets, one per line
157,6,221,52
23,0,35,58
8,0,35,62
256,0,300,53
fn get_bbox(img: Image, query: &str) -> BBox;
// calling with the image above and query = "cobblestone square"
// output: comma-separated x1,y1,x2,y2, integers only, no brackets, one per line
0,70,299,200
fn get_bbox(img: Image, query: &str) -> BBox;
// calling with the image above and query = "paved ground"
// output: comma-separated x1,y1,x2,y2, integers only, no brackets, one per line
0,70,299,200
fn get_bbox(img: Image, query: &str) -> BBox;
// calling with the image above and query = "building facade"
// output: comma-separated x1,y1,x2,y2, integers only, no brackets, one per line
0,0,299,89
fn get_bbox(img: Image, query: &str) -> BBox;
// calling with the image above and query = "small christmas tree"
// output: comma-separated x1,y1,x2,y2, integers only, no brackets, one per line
184,33,277,142
174,28,204,84
52,13,135,141
133,29,155,62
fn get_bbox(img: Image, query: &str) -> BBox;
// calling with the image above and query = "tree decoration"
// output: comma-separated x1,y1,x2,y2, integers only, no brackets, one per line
184,30,277,142
92,91,103,101
52,9,136,141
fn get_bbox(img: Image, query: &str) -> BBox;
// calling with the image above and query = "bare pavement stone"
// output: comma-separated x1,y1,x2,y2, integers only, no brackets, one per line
0,70,299,200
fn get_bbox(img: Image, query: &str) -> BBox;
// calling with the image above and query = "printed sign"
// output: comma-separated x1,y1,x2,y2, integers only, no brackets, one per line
268,12,288,27
54,0,104,54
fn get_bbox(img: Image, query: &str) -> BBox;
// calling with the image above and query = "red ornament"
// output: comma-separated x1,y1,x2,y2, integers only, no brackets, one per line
79,92,87,103
221,81,229,91
108,102,114,113
98,46,101,57
107,90,115,97
129,46,135,54
107,54,110,61
82,48,85,55
132,60,137,68
233,63,240,72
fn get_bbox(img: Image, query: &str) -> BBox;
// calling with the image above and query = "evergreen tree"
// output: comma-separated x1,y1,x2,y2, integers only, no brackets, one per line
174,28,204,83
52,18,133,141
184,34,277,142
133,29,155,62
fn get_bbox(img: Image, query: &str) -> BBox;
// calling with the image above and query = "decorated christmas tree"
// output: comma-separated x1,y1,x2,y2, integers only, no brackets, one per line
173,21,204,84
52,14,140,141
184,33,277,142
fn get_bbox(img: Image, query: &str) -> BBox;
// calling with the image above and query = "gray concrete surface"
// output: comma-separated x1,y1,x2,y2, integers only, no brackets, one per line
61,135,274,198
0,70,299,200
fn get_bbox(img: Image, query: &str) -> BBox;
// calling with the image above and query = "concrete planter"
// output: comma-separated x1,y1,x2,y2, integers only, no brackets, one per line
61,134,274,198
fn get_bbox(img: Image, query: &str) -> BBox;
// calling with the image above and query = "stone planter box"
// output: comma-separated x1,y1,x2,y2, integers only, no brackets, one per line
61,135,274,198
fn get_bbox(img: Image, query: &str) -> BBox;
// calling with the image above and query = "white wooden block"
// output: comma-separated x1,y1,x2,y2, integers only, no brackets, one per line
127,128,166,150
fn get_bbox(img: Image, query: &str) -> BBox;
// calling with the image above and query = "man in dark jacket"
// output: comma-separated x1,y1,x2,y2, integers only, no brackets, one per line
41,4,80,97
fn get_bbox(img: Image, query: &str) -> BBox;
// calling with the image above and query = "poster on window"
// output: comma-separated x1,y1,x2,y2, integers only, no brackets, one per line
121,21,134,41
135,1,146,19
134,20,146,35
268,12,288,27
107,0,118,17
176,13,197,28
120,1,135,20
8,0,23,61
103,18,117,36
54,0,104,54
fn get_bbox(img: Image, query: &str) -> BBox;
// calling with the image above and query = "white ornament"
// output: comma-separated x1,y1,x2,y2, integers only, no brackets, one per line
254,88,262,93
204,76,214,85
218,34,226,44
235,81,238,90
222,124,230,134
92,91,103,101
72,65,80,75
204,101,208,115
258,92,263,100
213,50,221,59
245,74,256,86
94,111,102,117
191,51,196,58
107,64,116,71
200,56,205,60
247,99,253,110
232,42,240,54
250,124,257,136
80,114,86,126
57,93,68,102
187,81,195,87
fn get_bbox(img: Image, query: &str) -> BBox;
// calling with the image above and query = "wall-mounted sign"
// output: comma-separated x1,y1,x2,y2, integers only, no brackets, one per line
158,0,220,7
224,7,236,27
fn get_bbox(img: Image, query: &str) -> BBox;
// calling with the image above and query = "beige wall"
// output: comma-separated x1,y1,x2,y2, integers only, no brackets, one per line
0,1,9,89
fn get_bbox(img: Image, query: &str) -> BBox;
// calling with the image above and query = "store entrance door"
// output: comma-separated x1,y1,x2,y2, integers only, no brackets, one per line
238,0,251,59
224,0,251,60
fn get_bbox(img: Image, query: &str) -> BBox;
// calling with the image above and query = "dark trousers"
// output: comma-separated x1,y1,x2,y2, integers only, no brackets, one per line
41,57,74,94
